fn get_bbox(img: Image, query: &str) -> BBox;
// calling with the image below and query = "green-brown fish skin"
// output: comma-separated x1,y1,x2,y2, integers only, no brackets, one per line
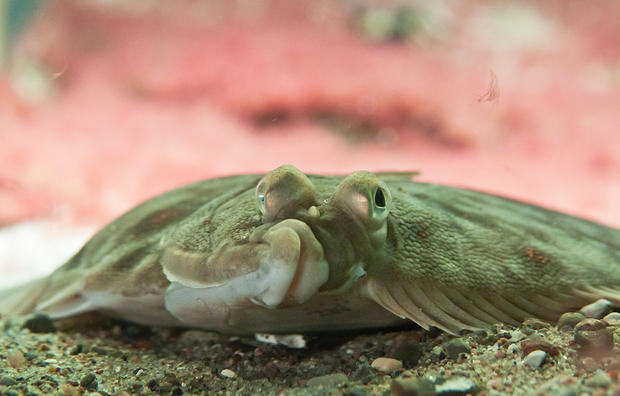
1,165,619,335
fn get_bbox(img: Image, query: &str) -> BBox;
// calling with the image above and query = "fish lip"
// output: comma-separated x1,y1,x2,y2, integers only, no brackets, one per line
250,219,329,308
162,219,329,327
274,219,329,306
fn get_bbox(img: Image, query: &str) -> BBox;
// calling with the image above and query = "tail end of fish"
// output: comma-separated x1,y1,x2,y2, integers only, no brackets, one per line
0,277,50,316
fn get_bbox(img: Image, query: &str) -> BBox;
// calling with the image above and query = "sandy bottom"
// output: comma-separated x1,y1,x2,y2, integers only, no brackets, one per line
0,310,619,395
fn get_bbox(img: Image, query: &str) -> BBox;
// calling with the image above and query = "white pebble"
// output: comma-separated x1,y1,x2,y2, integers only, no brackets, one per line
602,312,620,327
8,349,27,369
580,299,612,319
42,358,58,364
220,369,237,378
371,357,403,373
523,350,546,369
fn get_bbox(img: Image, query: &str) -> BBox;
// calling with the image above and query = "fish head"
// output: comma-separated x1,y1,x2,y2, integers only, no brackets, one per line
161,165,394,331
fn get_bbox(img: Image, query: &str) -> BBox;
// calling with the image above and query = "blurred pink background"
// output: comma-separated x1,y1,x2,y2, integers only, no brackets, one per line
1,0,619,286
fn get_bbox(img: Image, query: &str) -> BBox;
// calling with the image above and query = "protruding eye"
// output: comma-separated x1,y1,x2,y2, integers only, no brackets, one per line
371,182,391,219
332,172,392,248
254,165,318,222
374,188,386,208
255,177,268,214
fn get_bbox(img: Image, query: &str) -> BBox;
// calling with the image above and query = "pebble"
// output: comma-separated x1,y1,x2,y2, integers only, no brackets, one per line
557,312,586,330
523,350,547,369
23,313,57,333
584,370,612,388
220,369,237,378
7,349,27,369
580,299,613,319
602,312,620,327
434,376,479,395
522,318,550,329
306,373,348,388
255,333,307,349
442,338,470,360
575,318,607,332
521,334,559,356
80,373,98,391
522,318,550,335
390,340,422,367
391,376,435,396
371,357,403,373
573,319,614,354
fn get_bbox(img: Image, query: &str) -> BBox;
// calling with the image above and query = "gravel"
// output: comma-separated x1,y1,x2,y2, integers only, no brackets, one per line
1,310,619,395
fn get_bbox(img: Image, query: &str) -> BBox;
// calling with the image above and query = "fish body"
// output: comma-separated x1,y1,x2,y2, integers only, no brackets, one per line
2,165,619,334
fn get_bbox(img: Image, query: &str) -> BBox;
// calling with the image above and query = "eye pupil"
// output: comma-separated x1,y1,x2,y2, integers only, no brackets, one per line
374,188,386,208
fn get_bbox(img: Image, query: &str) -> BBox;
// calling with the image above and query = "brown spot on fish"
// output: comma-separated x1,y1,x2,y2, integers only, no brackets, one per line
523,247,550,265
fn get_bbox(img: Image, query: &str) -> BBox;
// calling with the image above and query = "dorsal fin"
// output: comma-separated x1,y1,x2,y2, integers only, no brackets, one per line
375,171,420,181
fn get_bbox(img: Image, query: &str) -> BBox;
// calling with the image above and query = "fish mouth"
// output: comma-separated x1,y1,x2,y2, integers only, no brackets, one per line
162,219,329,327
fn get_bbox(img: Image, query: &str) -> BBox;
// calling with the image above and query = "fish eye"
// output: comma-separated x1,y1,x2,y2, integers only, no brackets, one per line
255,177,268,214
371,181,391,218
254,165,318,222
374,188,386,208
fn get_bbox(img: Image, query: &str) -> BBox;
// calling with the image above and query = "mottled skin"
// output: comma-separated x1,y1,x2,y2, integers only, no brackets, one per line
2,165,619,334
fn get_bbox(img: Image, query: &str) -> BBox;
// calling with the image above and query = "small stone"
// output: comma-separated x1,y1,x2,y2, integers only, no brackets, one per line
80,373,98,391
557,312,586,330
523,318,550,329
602,312,620,327
7,349,27,369
220,369,236,378
523,350,547,369
522,318,550,334
442,338,470,360
580,299,613,319
390,340,422,367
371,357,403,373
584,370,612,388
521,335,559,356
574,320,614,355
0,376,17,386
391,376,435,396
23,314,57,333
306,373,348,388
255,333,307,349
69,344,83,355
434,376,479,395
575,318,607,332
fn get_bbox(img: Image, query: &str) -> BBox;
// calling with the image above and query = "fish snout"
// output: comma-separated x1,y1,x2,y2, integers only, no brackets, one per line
162,219,328,328
256,219,329,307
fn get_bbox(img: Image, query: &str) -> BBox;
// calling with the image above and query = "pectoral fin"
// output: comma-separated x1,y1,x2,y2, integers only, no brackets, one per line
364,277,618,334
